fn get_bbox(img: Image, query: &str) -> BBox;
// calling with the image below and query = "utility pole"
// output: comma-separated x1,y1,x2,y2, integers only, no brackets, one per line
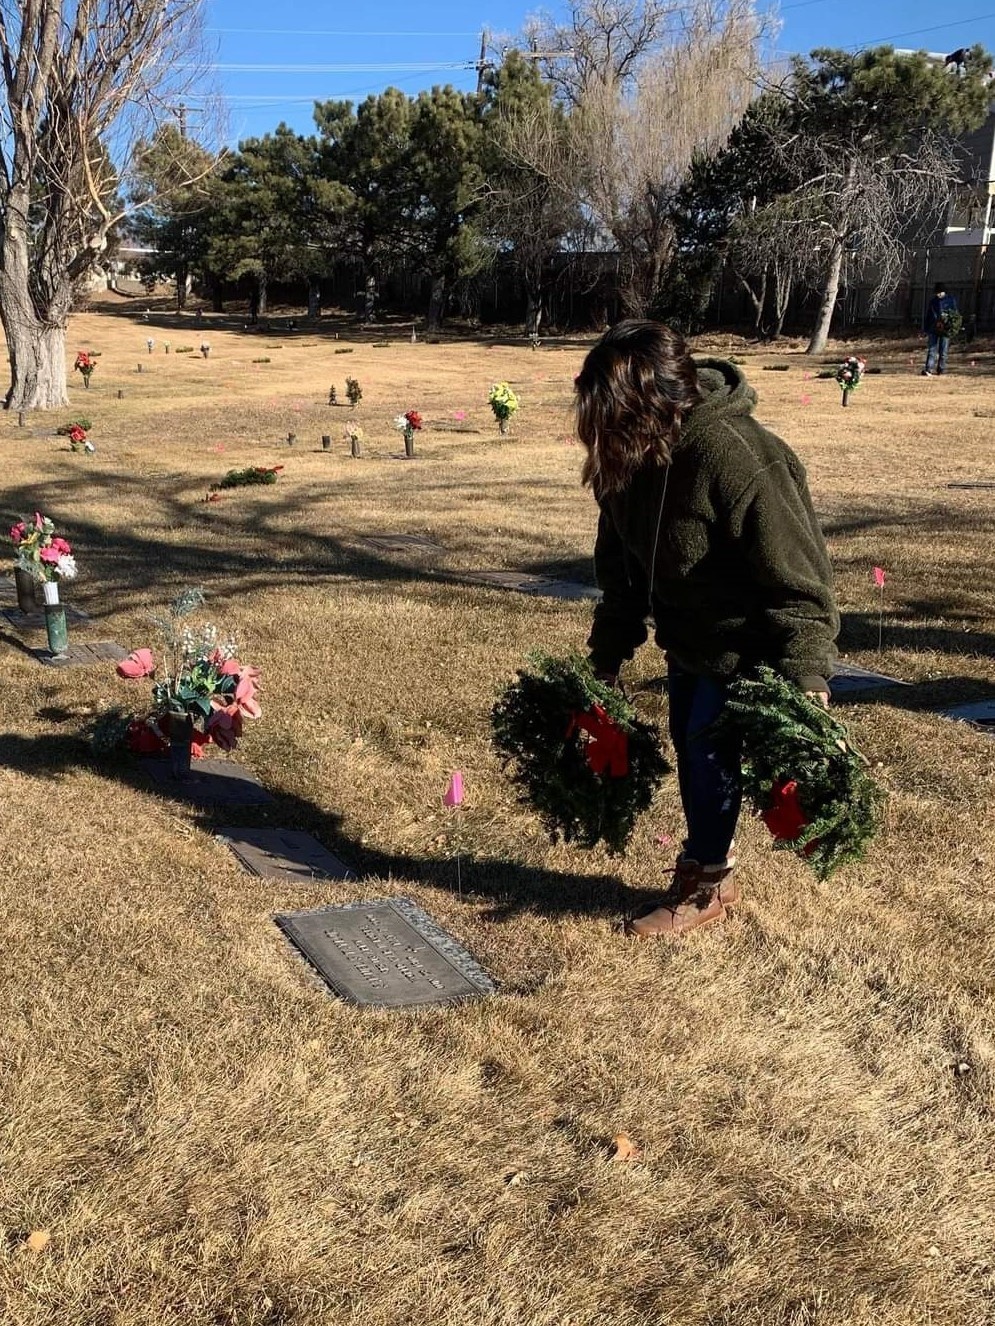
473,27,573,93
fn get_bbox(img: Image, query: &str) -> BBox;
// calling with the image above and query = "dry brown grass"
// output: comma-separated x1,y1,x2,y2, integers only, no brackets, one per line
1,304,994,1325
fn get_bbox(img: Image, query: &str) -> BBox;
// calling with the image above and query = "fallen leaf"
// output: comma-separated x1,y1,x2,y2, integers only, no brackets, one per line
23,1229,50,1253
504,1169,527,1186
611,1132,642,1163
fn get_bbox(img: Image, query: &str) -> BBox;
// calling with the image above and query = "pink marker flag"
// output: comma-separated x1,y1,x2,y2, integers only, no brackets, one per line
443,772,464,807
454,410,467,420
800,395,812,406
873,566,886,588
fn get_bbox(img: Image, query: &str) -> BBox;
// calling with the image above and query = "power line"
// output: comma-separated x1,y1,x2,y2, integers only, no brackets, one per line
201,62,474,73
848,12,995,49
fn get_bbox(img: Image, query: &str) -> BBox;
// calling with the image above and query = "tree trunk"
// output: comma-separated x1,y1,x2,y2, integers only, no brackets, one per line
307,278,321,321
427,274,447,331
257,271,268,317
524,285,543,339
806,239,845,355
175,261,189,311
0,200,70,410
0,303,68,410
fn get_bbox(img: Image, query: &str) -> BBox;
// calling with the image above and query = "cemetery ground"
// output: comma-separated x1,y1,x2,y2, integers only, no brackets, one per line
2,303,995,1326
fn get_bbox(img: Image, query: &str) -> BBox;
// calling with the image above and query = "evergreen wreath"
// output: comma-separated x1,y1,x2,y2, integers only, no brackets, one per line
717,666,882,879
491,652,670,854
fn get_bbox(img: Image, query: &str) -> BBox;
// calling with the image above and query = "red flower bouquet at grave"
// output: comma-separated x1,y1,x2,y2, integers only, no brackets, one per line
112,588,262,758
74,351,96,387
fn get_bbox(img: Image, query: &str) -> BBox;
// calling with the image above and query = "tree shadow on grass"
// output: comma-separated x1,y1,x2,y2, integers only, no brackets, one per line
0,731,645,923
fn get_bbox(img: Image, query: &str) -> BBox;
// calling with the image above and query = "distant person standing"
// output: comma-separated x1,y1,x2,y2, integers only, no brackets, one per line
922,283,959,376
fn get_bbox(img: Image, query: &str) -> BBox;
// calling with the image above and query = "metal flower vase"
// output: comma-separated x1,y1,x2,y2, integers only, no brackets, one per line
404,426,415,458
41,580,69,657
14,567,40,612
168,713,194,779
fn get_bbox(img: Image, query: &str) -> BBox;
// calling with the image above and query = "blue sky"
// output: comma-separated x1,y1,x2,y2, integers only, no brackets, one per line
197,0,995,145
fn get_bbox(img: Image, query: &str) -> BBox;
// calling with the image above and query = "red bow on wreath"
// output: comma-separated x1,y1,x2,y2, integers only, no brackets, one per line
565,704,630,777
762,778,820,857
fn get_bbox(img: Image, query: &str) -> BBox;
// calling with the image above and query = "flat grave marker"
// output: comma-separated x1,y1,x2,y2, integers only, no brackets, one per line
217,827,354,881
32,641,127,668
4,604,92,630
361,533,444,555
276,897,497,1008
937,700,995,730
465,570,601,601
142,758,275,805
830,662,910,696
0,577,16,604
947,482,995,490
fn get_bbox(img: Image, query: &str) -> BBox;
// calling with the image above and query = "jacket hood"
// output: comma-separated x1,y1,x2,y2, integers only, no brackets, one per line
687,357,757,428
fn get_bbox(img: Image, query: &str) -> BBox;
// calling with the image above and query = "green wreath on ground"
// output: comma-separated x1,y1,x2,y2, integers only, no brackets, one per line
491,652,670,854
717,666,883,879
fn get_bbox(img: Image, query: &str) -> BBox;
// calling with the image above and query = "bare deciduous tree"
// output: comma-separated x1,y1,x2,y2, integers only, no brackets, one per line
530,0,766,316
0,0,213,409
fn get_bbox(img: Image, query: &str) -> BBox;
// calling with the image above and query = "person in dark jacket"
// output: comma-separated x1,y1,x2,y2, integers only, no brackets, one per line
576,320,839,939
922,283,959,376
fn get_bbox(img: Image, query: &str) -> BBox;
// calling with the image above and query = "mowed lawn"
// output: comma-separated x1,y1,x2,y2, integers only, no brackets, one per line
2,301,994,1326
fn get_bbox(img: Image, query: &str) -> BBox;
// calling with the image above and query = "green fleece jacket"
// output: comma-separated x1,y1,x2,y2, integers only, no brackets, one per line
587,358,839,693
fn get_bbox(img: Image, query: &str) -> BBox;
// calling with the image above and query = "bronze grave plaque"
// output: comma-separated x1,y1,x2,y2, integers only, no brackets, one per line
217,827,354,881
276,897,497,1008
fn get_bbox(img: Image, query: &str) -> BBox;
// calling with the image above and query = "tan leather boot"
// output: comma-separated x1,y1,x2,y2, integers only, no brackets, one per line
625,858,738,939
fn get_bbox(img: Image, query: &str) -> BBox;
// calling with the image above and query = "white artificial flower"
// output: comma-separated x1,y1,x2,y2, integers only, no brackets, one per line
393,414,409,431
56,554,78,580
84,441,95,453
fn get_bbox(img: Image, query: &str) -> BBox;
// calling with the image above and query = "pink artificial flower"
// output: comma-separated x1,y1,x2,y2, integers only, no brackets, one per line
33,512,44,529
116,647,155,679
234,674,261,718
50,537,71,555
218,658,242,676
38,546,60,564
9,521,25,544
207,706,243,750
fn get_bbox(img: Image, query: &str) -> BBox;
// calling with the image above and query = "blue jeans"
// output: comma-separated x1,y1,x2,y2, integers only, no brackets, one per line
667,664,742,865
925,333,949,374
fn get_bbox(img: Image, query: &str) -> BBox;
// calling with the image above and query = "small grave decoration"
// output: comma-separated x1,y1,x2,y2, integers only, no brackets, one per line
716,666,882,879
209,465,283,493
488,382,519,434
146,337,155,354
328,385,337,405
200,341,211,358
393,410,422,457
56,416,92,436
73,351,96,388
345,377,362,407
936,308,964,339
68,425,95,453
346,424,363,457
835,355,866,407
112,587,262,775
492,652,670,854
9,511,78,653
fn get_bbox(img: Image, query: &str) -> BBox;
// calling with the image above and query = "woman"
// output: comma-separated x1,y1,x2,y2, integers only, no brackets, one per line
576,320,839,939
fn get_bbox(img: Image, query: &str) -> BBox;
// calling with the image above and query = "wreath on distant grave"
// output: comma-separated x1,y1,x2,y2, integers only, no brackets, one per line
491,652,670,854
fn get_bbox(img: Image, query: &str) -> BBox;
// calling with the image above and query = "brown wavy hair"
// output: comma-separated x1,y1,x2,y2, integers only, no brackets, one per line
575,320,701,497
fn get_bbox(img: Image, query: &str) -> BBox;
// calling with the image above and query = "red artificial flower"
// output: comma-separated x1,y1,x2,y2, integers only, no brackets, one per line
125,719,168,755
9,521,25,543
68,425,87,442
207,706,243,750
116,647,156,679
206,491,223,502
405,410,423,431
234,673,261,718
761,779,809,842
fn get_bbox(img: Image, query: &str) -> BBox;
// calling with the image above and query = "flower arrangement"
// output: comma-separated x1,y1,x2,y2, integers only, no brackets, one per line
345,377,362,407
114,588,261,757
200,342,211,358
835,355,866,407
56,416,93,435
492,653,670,854
393,409,422,456
146,337,155,354
74,351,96,388
68,424,95,454
9,512,78,583
346,424,364,457
488,382,519,434
715,666,882,879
